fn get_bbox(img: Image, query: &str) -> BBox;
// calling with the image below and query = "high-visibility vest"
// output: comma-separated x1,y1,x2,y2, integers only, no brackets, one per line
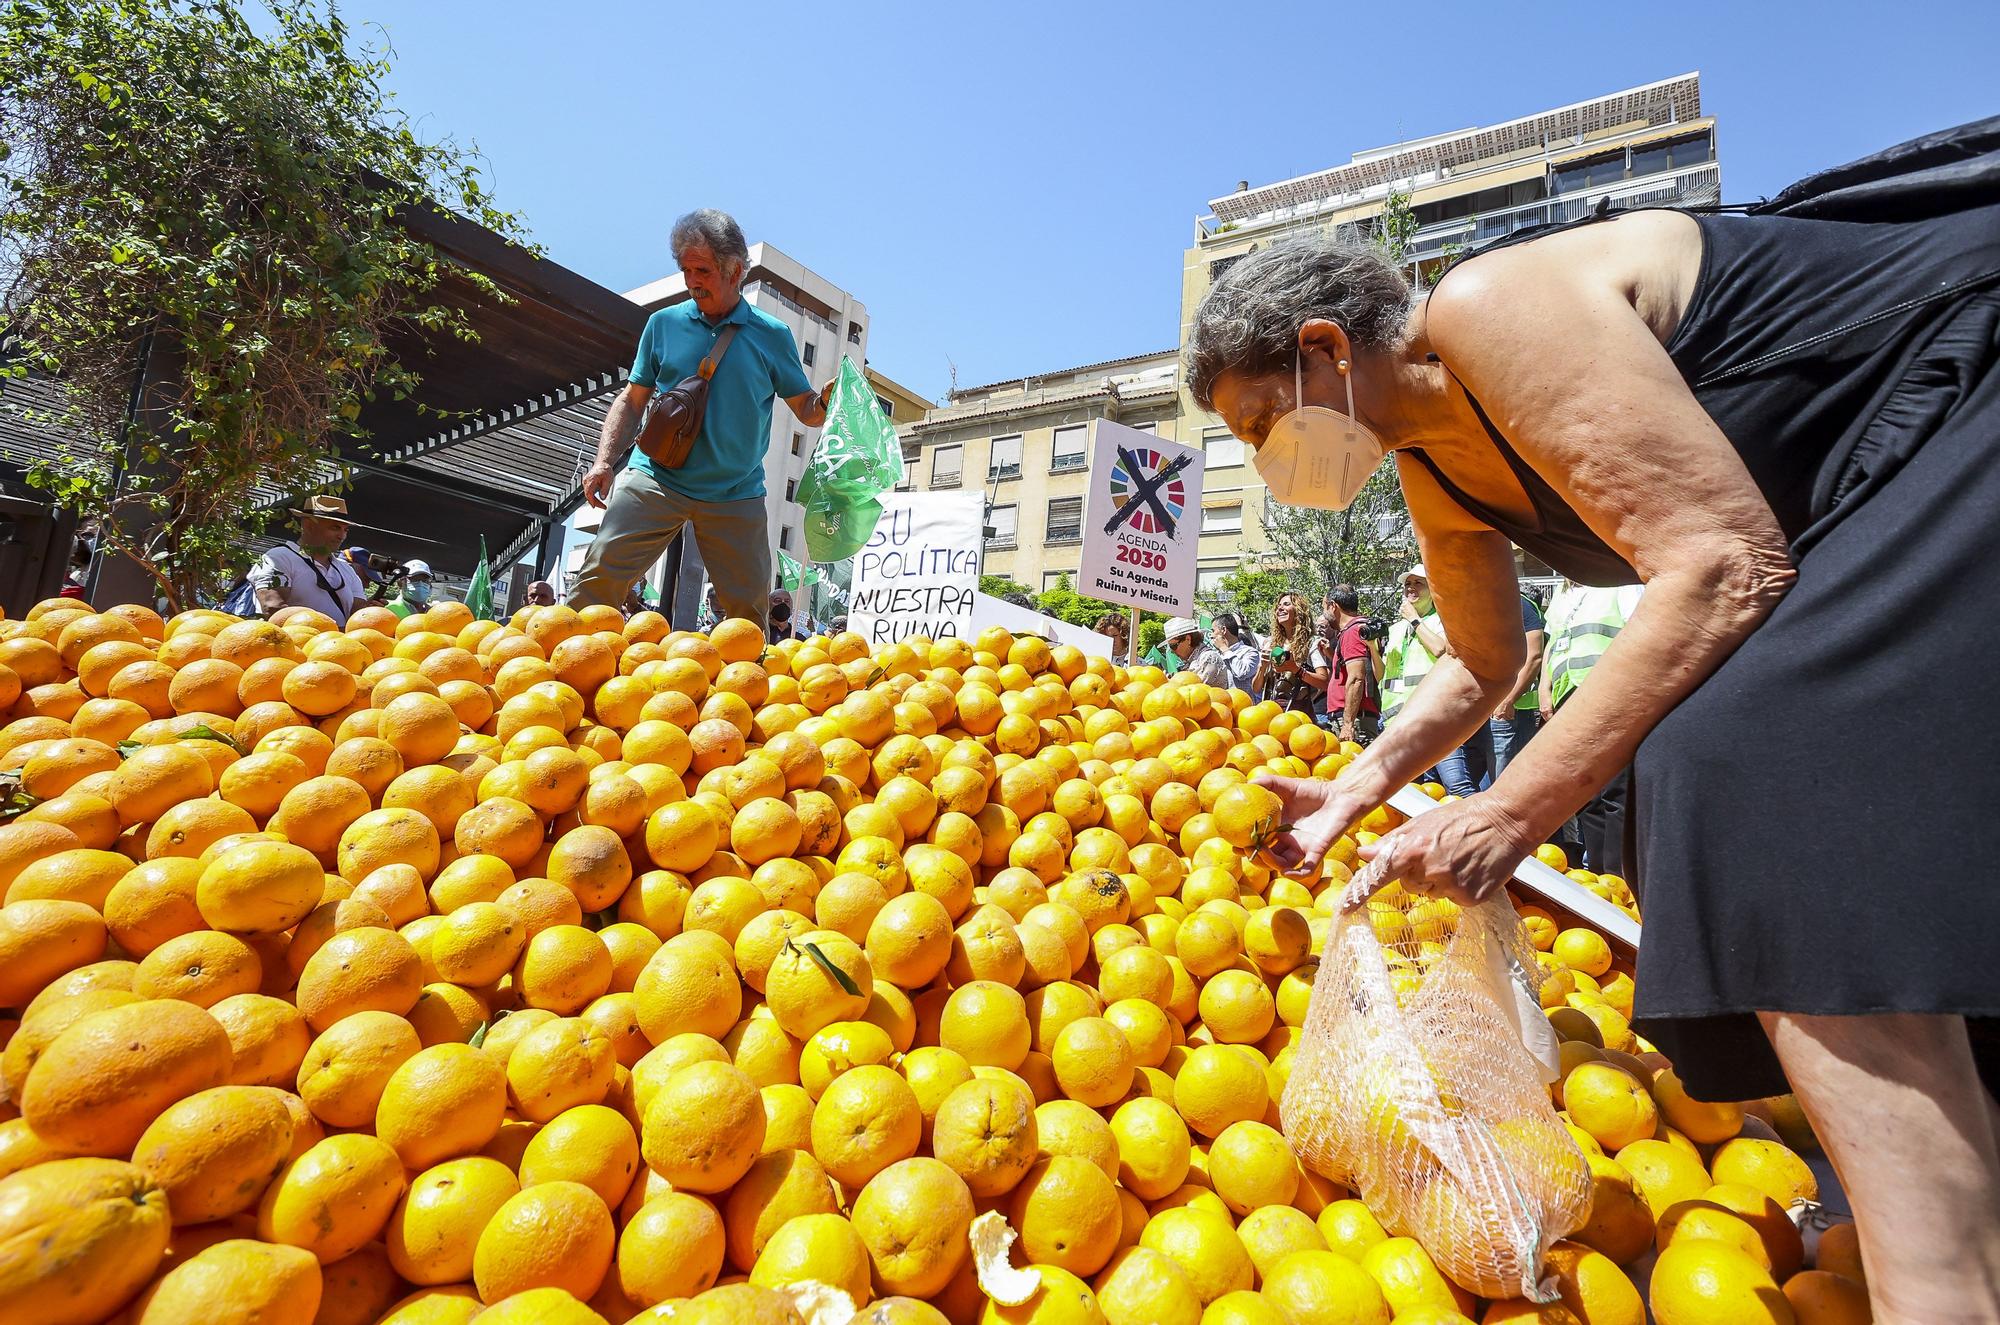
1380,612,1441,724
1542,582,1643,708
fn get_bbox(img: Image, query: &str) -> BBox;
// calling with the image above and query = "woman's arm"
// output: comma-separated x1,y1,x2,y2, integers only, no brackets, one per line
1340,230,1795,901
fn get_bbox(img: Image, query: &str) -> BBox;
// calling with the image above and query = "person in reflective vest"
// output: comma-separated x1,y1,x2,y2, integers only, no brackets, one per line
1539,579,1646,876
1380,564,1445,724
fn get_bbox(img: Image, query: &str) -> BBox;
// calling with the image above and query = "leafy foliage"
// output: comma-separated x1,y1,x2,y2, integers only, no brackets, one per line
978,574,1035,607
0,0,528,609
1197,566,1292,633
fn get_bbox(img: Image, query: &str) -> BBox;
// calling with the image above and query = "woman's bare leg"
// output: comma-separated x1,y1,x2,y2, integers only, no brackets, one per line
1760,1011,2000,1325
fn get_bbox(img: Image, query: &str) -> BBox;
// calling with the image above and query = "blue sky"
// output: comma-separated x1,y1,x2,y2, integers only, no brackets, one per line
356,0,1999,403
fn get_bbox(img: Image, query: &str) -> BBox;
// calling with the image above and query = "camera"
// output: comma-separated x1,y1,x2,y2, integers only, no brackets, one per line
1357,616,1390,642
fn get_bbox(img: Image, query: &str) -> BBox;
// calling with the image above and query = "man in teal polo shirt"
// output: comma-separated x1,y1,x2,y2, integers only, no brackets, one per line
571,209,831,625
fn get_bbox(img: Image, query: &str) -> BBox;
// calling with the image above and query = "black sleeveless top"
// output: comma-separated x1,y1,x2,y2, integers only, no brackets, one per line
1404,201,2000,586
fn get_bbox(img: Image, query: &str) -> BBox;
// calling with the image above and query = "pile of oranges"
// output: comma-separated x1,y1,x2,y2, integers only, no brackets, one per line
0,595,1859,1324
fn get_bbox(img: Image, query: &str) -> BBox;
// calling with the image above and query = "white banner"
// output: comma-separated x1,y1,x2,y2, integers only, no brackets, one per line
850,492,983,645
1078,420,1204,616
970,593,1116,657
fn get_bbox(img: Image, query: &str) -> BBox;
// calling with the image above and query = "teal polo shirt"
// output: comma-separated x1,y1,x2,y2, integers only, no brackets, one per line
627,296,811,503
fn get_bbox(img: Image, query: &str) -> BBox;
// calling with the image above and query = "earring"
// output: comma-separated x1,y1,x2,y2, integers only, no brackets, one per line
1337,359,1350,372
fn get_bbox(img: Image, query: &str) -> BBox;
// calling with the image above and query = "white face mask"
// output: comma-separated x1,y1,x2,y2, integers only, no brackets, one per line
1252,349,1387,510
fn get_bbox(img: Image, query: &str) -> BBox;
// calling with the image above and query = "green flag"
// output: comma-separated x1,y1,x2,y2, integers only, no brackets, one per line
777,549,819,592
466,536,494,621
797,356,904,561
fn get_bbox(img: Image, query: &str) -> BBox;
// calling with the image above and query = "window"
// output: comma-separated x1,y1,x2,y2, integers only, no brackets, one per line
988,434,1023,479
987,504,1018,548
1553,152,1628,195
802,341,817,368
779,527,793,551
1043,569,1077,592
790,431,805,457
1201,504,1243,535
1204,427,1245,469
785,479,797,502
1051,425,1087,472
1197,563,1233,594
1046,496,1083,544
848,321,863,345
931,445,962,488
897,456,916,491
875,395,895,422
1210,255,1242,283
1127,421,1157,434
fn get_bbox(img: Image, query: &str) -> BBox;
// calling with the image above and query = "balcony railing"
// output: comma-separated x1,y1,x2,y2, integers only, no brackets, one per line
987,535,1017,550
1046,525,1081,545
987,463,1022,481
1051,453,1086,474
930,471,962,489
1405,163,1721,262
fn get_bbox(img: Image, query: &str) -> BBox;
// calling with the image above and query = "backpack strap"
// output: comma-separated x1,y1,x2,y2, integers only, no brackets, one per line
700,324,740,380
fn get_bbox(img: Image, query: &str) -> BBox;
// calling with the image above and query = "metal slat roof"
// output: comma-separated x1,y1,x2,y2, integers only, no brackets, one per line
1211,73,1702,224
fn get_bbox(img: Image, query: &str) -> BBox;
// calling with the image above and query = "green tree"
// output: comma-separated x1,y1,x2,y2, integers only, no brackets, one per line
1032,573,1118,629
0,0,526,608
978,574,1035,607
1197,565,1291,633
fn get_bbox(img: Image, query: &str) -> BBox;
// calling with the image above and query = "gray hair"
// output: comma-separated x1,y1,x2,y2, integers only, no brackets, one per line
670,208,750,270
1184,232,1413,411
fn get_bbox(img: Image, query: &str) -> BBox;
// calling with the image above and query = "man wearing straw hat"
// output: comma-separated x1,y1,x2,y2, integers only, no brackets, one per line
248,494,368,621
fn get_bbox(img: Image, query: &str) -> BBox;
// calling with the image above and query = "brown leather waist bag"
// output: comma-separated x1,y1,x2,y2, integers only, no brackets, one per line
634,323,739,469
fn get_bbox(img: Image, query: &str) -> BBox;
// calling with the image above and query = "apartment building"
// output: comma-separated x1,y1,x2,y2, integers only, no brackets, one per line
900,353,1264,597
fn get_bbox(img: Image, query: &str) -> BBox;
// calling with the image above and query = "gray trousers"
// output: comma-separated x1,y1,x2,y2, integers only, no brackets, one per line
568,467,772,628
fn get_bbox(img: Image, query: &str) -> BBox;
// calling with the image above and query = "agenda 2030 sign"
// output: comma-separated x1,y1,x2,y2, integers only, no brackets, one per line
1078,420,1204,616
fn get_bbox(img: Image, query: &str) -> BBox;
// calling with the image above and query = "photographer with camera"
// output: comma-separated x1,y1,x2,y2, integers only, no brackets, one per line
1320,585,1383,745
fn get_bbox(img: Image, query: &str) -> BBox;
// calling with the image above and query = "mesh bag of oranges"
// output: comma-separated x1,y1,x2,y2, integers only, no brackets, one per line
1281,858,1593,1300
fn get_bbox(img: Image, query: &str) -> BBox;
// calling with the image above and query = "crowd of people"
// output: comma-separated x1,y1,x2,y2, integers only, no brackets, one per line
1099,566,1642,876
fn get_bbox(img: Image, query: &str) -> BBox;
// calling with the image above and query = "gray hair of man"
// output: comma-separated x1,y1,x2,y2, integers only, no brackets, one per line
669,208,751,274
1184,231,1414,413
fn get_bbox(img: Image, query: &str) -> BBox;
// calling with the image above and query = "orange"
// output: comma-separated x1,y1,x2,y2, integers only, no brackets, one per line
133,1238,324,1324
196,838,324,934
620,1192,729,1304
130,1083,296,1223
297,1009,422,1128
1207,1120,1300,1216
294,926,422,1031
108,741,216,827
0,1157,172,1325
851,1157,975,1299
811,1062,924,1188
505,1016,616,1123
929,1073,1039,1198
645,800,718,874
452,796,543,869
1708,1137,1819,1208
6,846,131,908
385,1156,522,1287
519,1103,640,1208
376,1042,508,1170
514,924,614,1014
378,691,461,766
134,929,263,1007
470,1180,616,1304
1172,1044,1269,1139
209,992,312,1089
634,931,743,1042
1782,1270,1871,1324
940,980,1031,1070
1648,1239,1791,1325
640,1059,765,1194
1136,1207,1255,1306
22,998,232,1155
1009,1154,1123,1276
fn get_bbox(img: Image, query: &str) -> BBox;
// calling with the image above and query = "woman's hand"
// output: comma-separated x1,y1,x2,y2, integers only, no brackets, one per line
1250,773,1368,879
1358,795,1534,907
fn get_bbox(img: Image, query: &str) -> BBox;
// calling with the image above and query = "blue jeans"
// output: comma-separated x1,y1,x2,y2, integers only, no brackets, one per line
1432,723,1494,798
1483,708,1541,788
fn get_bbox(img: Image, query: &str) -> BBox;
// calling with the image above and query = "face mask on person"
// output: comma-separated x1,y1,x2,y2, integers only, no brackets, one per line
405,580,433,608
1253,349,1386,510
